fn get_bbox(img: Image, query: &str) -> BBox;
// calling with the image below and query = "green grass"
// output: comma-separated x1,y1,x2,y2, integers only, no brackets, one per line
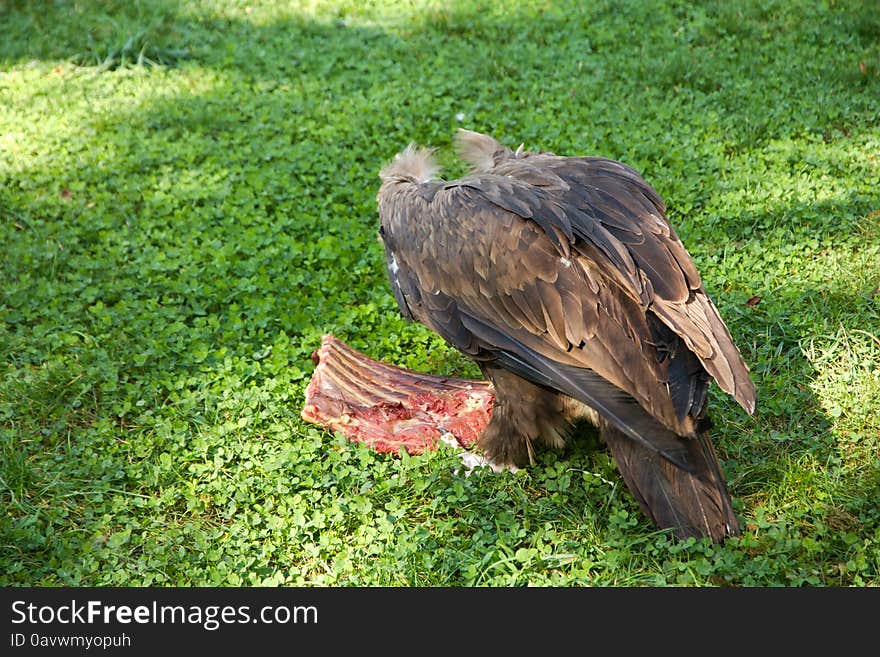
1,0,878,586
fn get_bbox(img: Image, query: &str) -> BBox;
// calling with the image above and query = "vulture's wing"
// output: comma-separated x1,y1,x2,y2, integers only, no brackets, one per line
495,154,756,413
378,155,754,449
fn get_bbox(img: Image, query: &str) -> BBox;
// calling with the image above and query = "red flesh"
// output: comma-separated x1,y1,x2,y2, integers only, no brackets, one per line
301,334,494,454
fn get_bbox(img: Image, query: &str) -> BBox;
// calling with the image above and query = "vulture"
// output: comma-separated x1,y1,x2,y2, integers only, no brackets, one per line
373,129,756,542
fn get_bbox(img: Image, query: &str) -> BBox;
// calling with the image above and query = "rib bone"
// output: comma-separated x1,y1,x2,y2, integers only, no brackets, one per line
301,334,494,456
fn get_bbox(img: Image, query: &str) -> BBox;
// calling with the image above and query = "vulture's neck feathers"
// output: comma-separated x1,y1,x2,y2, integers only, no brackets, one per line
379,144,440,184
455,128,514,172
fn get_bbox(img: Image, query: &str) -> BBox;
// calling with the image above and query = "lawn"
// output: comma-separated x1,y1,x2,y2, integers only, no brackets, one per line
1,0,878,586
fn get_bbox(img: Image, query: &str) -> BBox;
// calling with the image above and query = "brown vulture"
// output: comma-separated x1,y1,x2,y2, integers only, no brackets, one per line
372,129,756,542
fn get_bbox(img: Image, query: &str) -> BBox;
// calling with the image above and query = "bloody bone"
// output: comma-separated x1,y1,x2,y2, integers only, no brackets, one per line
301,334,494,455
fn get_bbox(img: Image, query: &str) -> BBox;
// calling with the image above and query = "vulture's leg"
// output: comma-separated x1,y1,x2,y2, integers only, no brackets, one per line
477,364,573,468
599,420,741,541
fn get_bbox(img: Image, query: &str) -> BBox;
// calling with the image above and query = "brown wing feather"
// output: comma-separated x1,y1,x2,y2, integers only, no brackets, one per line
505,154,756,415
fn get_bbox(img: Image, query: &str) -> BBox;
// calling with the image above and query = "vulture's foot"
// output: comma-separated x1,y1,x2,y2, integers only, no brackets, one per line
439,432,520,475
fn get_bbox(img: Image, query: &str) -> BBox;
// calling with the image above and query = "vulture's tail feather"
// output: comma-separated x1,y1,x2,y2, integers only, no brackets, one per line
600,421,740,542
